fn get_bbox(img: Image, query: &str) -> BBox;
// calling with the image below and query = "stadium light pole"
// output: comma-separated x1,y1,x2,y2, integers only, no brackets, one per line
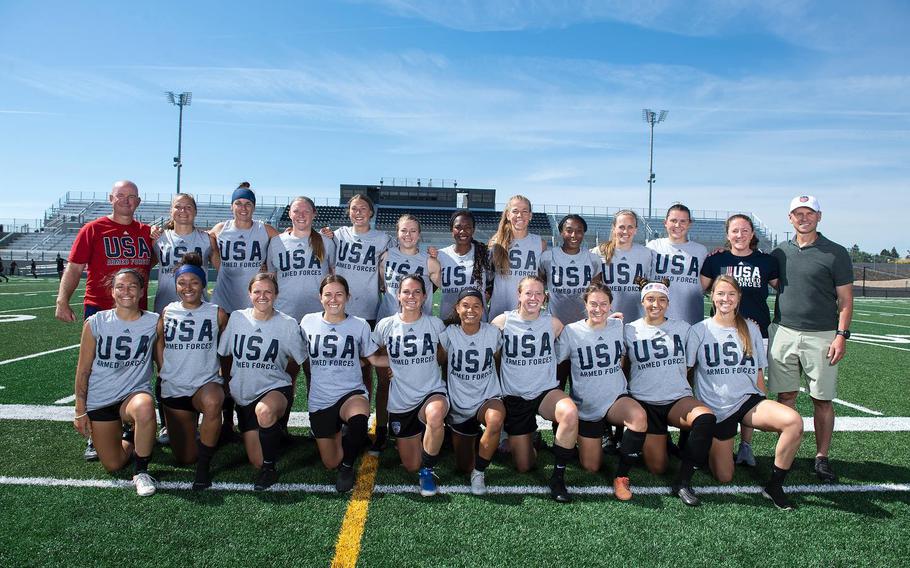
166,92,192,194
642,109,668,220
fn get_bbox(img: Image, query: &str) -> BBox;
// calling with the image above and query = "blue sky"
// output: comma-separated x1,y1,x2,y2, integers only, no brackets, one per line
1,0,907,251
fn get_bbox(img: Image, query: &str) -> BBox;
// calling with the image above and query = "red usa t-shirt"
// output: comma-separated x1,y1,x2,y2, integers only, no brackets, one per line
69,216,154,309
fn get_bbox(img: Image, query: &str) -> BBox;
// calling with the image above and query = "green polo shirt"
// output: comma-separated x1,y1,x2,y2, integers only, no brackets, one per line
771,233,853,331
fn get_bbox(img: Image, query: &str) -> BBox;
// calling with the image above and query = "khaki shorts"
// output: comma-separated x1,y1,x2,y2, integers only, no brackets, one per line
767,323,838,400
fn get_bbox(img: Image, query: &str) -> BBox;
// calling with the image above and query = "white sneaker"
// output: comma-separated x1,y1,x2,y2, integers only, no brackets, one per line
470,469,487,496
133,472,157,497
735,442,757,467
156,427,170,446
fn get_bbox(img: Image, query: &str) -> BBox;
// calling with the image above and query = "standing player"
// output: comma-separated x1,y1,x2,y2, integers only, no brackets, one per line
558,283,647,501
768,195,853,483
700,214,779,467
300,275,386,493
72,269,159,496
30,259,37,278
440,287,505,495
268,196,336,321
329,194,391,451
539,214,601,390
687,276,803,509
153,193,220,314
438,210,491,321
377,214,440,320
56,180,155,461
624,278,716,506
596,210,653,321
491,275,578,503
373,275,448,497
647,204,708,325
0,258,8,283
155,253,229,490
56,254,65,280
488,195,547,320
210,182,278,313
217,273,307,490
210,183,279,440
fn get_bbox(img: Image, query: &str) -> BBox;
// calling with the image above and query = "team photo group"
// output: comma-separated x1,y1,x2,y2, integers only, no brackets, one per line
58,179,854,511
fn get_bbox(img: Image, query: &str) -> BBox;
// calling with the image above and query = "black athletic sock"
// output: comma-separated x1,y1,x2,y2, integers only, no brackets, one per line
768,464,790,489
678,429,690,452
374,425,388,444
616,430,646,478
342,415,369,468
134,453,151,475
421,449,439,470
259,423,281,468
675,461,695,486
197,439,216,467
682,414,717,468
474,454,492,472
551,443,574,479
222,398,235,430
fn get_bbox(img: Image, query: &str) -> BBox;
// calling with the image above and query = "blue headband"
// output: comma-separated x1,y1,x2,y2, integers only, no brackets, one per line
174,264,207,288
231,187,256,205
457,287,484,302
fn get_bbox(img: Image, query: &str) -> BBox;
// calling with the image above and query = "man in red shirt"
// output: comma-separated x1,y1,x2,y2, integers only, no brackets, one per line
55,180,156,461
56,180,154,321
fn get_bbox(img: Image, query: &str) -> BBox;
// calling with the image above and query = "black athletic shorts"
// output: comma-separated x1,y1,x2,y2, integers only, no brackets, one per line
161,395,196,412
503,389,555,436
87,400,124,422
448,398,503,437
577,395,633,438
388,392,447,439
309,390,368,439
639,399,682,435
236,386,293,433
714,394,766,441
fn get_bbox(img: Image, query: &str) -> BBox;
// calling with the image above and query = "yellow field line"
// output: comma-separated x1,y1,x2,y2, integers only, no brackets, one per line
330,423,380,568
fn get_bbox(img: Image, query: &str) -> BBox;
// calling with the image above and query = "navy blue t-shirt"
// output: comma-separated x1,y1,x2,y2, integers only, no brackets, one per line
700,250,779,337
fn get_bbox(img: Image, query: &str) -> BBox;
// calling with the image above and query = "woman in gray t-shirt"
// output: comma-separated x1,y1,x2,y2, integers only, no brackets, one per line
373,275,447,497
557,282,646,502
155,253,229,491
217,273,307,491
73,269,160,497
439,287,505,496
623,278,716,507
301,275,385,494
490,275,577,503
686,275,803,510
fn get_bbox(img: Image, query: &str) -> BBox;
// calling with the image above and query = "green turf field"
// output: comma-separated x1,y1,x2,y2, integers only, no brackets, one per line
1,277,909,567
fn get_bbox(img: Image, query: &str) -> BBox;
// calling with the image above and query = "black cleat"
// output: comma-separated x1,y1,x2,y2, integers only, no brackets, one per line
671,483,700,507
762,484,795,510
336,465,355,493
814,457,838,483
193,466,212,492
254,467,279,491
549,476,572,503
602,436,619,456
218,426,241,447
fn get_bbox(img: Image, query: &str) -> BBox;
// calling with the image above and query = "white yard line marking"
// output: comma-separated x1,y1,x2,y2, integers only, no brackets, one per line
0,303,79,314
2,404,907,432
849,340,910,353
797,387,883,416
852,319,910,329
53,395,76,405
0,344,80,366
0,475,906,496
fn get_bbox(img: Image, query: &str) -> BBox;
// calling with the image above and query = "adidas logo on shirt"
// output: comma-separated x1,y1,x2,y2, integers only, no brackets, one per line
469,341,476,346
727,334,734,339
330,327,337,332
187,313,193,317
123,328,131,334
256,328,263,333
620,257,627,261
408,327,415,332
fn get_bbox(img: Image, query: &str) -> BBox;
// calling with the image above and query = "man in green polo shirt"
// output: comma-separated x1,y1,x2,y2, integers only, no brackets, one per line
768,195,854,483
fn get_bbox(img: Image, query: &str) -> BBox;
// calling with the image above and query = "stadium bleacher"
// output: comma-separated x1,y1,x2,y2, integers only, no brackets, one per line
1,189,774,264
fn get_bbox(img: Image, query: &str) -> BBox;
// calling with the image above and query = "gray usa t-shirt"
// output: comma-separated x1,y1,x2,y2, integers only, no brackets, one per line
300,313,378,412
217,308,308,406
373,314,447,413
159,301,222,398
268,231,336,321
687,318,766,422
646,238,708,325
86,310,159,411
499,311,558,399
440,322,503,424
595,243,653,321
557,318,627,422
333,226,390,321
539,247,601,325
624,318,692,405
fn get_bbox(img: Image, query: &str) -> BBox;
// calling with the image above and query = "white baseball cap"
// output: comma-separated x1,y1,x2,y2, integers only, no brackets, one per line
789,195,820,213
